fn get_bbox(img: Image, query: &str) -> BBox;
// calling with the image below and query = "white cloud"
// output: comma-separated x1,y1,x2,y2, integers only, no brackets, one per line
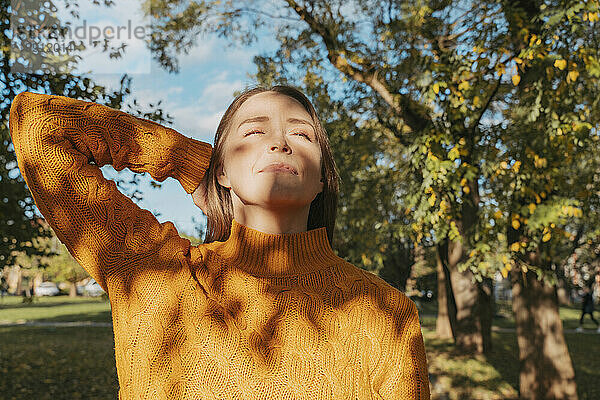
167,86,184,95
179,36,256,70
200,78,244,111
50,0,151,75
179,37,217,69
170,106,222,142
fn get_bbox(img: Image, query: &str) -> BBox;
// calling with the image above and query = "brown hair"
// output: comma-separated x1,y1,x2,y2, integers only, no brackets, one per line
200,84,339,245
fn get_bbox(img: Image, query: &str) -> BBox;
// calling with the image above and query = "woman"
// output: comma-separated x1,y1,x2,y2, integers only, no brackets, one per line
9,85,430,399
575,285,600,333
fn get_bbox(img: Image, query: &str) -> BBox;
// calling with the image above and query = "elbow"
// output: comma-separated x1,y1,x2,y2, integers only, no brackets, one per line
9,91,35,136
10,90,33,116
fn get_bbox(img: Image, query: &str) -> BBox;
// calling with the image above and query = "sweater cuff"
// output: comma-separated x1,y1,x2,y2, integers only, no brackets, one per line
173,135,213,194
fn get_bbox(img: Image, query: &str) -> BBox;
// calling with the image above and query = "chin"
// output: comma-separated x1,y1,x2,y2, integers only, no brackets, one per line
233,181,320,207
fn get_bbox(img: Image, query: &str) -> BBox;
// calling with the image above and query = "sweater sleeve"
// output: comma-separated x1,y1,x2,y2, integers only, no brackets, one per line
9,91,213,292
373,297,431,400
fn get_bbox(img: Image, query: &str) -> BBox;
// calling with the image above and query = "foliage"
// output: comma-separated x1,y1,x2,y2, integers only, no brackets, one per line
1,0,174,271
143,0,600,291
472,0,600,284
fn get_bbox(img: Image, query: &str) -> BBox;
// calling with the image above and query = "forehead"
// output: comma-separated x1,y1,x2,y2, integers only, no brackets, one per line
233,92,310,123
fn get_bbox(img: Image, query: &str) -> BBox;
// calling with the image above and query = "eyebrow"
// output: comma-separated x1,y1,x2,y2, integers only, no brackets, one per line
237,116,314,129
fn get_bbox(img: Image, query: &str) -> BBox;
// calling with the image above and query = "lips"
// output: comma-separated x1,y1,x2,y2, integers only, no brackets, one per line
258,162,298,175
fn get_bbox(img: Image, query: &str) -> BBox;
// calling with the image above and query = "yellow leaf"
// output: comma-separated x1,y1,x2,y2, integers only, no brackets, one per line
460,178,467,186
463,186,470,194
512,219,521,230
542,232,551,242
567,70,579,82
589,12,599,22
494,210,502,219
514,57,523,64
448,147,460,160
512,74,521,85
528,203,536,214
512,160,521,172
500,161,508,169
440,200,448,211
501,267,509,278
510,242,521,252
554,59,567,70
433,83,440,94
534,155,547,168
428,193,436,206
458,80,470,91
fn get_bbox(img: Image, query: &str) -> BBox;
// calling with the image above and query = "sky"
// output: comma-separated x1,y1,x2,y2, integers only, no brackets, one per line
43,0,281,237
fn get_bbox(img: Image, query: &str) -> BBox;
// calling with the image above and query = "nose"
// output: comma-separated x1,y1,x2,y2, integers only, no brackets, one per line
268,135,292,154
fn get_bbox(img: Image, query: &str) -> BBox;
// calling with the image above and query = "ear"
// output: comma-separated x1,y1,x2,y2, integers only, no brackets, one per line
216,165,231,189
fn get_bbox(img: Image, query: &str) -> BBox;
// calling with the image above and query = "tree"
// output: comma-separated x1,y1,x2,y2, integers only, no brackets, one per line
483,1,600,398
44,239,90,297
2,0,172,274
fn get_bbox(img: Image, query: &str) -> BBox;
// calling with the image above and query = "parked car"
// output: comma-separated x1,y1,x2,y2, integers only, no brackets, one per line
35,282,59,296
81,279,105,297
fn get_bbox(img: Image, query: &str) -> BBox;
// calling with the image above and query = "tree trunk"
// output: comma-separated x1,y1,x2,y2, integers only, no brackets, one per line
511,269,578,400
436,242,455,339
445,238,493,354
69,281,78,297
479,277,493,353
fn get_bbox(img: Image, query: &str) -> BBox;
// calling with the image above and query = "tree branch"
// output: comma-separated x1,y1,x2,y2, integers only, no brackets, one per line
470,73,503,135
284,0,431,134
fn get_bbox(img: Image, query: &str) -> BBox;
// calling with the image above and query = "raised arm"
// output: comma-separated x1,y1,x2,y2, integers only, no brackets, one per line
9,91,213,293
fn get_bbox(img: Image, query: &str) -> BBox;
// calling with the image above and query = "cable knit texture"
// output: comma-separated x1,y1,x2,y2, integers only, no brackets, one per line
9,91,430,399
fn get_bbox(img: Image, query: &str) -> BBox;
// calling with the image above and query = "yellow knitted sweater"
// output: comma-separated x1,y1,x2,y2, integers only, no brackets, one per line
9,91,430,399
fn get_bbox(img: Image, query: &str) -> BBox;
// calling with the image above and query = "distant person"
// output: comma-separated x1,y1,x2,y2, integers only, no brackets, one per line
0,276,8,299
576,286,600,333
9,87,430,399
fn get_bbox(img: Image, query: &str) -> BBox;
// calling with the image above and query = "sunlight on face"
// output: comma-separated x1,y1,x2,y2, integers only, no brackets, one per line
217,91,323,211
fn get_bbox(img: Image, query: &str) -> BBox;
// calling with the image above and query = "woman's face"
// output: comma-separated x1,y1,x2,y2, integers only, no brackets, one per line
217,91,323,212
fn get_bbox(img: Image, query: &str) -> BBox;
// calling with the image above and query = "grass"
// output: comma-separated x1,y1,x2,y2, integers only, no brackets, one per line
417,301,600,400
0,326,118,400
0,295,111,324
1,296,599,399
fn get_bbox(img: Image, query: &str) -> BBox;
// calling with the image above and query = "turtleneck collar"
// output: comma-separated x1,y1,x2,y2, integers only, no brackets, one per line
217,219,340,277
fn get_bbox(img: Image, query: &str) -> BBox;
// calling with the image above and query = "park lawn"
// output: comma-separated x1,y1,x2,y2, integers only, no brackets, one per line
1,296,599,399
0,326,118,400
0,295,111,324
419,309,600,400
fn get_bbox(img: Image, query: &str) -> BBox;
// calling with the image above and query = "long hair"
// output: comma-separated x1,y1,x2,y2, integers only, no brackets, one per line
201,84,340,245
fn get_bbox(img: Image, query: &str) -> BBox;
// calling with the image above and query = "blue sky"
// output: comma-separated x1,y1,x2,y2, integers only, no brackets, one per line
50,0,280,237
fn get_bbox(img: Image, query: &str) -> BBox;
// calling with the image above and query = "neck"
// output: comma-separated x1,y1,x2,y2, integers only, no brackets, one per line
231,202,311,234
217,219,339,277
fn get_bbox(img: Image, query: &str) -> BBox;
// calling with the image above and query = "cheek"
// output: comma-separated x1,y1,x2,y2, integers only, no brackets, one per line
225,141,259,172
305,147,323,177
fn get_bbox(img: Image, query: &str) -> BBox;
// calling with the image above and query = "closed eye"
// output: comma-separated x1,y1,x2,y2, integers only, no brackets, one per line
243,129,312,141
243,129,265,136
292,132,312,141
